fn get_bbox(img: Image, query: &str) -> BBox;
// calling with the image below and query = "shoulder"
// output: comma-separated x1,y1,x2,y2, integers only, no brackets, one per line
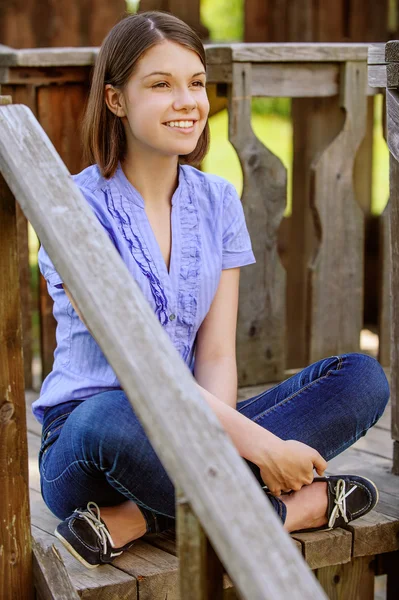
72,164,106,196
180,165,235,201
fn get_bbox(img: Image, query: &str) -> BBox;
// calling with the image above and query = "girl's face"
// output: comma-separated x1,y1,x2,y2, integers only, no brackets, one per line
107,40,210,160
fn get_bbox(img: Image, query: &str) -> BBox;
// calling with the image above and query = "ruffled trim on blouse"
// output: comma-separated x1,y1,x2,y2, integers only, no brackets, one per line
174,172,201,362
103,183,169,326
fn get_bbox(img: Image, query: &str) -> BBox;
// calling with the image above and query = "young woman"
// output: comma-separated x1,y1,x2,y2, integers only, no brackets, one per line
35,11,390,569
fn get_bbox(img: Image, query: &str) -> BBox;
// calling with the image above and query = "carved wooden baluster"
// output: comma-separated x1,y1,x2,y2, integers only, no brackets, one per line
308,61,367,362
228,62,287,385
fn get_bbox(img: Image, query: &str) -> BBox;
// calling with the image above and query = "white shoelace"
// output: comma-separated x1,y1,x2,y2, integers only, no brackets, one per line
78,501,118,555
328,479,357,529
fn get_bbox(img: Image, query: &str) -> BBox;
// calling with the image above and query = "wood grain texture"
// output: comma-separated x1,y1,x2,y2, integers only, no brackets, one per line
32,537,80,600
32,523,137,600
206,43,371,64
368,65,387,89
228,62,286,385
0,159,33,598
287,96,345,368
378,202,391,367
307,62,367,362
176,487,224,600
345,510,399,557
0,104,326,600
368,44,385,65
316,556,375,600
292,529,352,570
387,90,399,454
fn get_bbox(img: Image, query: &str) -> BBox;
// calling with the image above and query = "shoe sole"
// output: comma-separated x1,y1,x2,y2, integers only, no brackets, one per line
54,528,100,570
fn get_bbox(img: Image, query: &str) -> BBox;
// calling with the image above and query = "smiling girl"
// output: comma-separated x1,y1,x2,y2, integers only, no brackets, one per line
34,11,390,569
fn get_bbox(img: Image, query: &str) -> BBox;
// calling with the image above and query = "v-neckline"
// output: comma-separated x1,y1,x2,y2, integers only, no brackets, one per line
115,162,183,282
144,204,175,279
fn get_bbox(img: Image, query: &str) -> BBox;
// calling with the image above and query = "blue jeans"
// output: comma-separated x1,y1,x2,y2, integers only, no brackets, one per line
39,353,389,532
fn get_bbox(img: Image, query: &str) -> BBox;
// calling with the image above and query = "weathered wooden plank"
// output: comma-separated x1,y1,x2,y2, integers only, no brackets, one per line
345,510,399,557
28,430,41,493
292,529,353,570
387,92,399,466
0,104,326,600
368,44,386,65
206,43,371,65
327,448,399,519
316,556,375,600
308,62,367,362
352,422,392,460
113,541,179,600
4,66,92,86
26,389,41,436
251,63,339,97
287,95,345,368
1,86,38,391
0,148,33,597
176,487,224,600
32,523,137,600
368,65,387,89
386,41,399,64
0,47,99,68
228,62,286,385
32,536,80,600
378,202,391,367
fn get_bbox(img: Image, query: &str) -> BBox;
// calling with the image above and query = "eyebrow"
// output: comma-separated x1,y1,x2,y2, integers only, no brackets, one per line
142,71,206,79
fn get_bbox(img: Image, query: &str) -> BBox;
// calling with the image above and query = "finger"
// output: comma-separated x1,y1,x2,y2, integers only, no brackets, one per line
313,452,328,476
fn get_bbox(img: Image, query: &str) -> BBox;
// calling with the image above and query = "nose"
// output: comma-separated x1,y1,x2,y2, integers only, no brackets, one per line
172,87,197,112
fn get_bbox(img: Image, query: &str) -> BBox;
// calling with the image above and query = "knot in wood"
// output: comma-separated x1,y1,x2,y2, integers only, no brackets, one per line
0,402,14,424
207,466,218,478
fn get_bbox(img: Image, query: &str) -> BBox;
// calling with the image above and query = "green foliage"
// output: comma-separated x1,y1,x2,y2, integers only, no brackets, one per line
126,0,140,14
201,0,243,41
252,98,291,118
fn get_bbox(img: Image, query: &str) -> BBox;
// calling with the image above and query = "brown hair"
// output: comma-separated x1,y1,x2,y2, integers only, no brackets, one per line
82,11,210,178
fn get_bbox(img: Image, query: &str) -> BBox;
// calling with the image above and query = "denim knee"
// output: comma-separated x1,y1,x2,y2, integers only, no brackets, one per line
345,353,390,427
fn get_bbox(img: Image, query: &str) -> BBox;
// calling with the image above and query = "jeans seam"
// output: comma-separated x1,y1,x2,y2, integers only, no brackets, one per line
252,355,344,424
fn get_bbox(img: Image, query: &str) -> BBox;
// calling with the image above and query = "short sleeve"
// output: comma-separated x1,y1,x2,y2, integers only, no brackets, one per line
38,244,63,288
222,184,256,270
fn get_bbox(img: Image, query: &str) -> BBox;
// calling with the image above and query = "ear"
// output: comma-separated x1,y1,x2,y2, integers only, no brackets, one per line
104,84,127,118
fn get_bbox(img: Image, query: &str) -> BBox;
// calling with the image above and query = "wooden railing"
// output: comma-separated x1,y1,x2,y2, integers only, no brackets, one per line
0,101,327,599
0,42,388,390
370,42,399,475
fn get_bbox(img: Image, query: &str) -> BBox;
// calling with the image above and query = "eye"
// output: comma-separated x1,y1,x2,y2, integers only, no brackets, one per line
152,82,169,88
192,81,206,87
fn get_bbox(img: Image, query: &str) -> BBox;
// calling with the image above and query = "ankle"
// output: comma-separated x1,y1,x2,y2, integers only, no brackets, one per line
100,501,147,547
282,482,328,533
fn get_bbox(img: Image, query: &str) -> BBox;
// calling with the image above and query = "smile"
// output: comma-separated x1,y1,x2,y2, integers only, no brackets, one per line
164,120,196,129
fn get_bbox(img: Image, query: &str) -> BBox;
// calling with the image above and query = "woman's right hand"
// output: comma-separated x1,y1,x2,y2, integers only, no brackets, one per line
257,439,328,497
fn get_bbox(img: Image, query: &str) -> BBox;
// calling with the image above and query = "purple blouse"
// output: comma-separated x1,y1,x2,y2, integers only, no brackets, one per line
32,163,256,422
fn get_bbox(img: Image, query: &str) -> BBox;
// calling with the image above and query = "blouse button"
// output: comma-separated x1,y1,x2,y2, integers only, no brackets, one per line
169,313,176,321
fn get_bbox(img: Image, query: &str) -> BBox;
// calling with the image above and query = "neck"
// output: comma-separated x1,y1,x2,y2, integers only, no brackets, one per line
121,150,179,208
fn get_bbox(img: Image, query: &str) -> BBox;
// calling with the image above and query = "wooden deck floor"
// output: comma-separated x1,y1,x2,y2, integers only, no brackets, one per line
26,386,399,599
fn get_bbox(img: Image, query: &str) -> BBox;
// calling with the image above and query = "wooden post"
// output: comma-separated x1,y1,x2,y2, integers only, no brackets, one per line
386,41,399,474
0,96,33,598
176,487,224,600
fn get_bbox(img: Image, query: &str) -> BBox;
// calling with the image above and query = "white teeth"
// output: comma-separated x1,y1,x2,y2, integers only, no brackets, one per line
166,120,194,128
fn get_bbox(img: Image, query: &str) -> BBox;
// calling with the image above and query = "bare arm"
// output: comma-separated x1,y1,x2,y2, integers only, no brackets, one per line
194,268,240,408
